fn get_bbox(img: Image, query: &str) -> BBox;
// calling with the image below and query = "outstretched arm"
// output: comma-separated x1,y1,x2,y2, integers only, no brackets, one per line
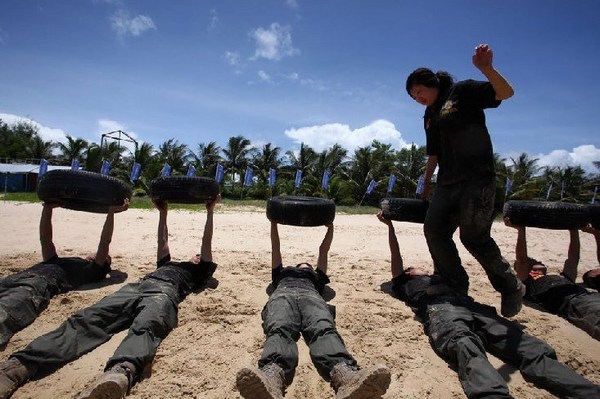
94,198,129,266
562,230,580,282
271,222,282,269
376,212,404,278
505,217,529,281
316,224,334,275
40,203,60,261
582,225,600,265
472,43,514,100
154,199,170,262
199,195,220,262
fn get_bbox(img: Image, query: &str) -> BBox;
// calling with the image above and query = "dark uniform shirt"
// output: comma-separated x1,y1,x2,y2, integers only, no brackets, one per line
425,79,500,186
148,254,217,298
524,273,588,314
271,265,330,294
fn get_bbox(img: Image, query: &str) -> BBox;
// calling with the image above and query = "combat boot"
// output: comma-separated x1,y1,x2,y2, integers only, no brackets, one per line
236,363,285,399
0,357,30,399
330,362,391,399
78,361,137,399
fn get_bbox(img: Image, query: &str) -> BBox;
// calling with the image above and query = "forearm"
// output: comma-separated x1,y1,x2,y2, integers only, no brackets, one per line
157,211,170,261
317,226,334,274
423,156,437,185
388,224,403,278
479,66,514,100
514,227,529,280
95,212,115,265
39,206,57,260
562,230,580,282
199,211,214,262
271,223,282,268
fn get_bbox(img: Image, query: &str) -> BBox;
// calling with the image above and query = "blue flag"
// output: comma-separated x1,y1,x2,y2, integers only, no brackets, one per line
215,163,224,183
244,167,253,187
322,169,331,190
505,177,512,197
38,159,48,180
268,168,276,187
187,164,196,177
366,179,376,194
161,163,171,177
387,175,396,193
592,186,598,204
71,158,80,170
295,170,302,189
546,181,553,200
130,162,141,182
100,160,111,176
416,175,425,195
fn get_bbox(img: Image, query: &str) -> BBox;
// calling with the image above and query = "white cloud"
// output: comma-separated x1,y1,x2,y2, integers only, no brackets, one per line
0,113,68,144
110,10,156,37
257,70,272,83
284,119,409,153
208,8,219,31
284,0,299,9
250,23,299,61
535,144,600,174
224,51,240,66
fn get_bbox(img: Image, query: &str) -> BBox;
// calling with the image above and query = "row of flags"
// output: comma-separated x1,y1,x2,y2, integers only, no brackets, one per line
38,158,598,204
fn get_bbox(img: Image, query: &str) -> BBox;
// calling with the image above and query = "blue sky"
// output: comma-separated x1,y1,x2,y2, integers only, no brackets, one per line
1,0,599,173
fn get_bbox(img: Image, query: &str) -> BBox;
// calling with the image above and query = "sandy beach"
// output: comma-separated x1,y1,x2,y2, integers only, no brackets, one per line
1,201,599,399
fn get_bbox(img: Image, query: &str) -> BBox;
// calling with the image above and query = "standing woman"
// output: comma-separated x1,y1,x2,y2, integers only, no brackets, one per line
405,44,524,317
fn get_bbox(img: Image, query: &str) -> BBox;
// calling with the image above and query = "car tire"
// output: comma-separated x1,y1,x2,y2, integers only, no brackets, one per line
380,198,429,223
266,196,336,226
150,176,220,204
503,200,590,230
37,170,132,213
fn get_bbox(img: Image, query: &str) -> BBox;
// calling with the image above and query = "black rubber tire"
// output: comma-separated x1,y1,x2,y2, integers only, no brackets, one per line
37,170,132,214
380,198,429,224
503,200,590,230
589,205,600,229
150,176,220,204
266,196,336,226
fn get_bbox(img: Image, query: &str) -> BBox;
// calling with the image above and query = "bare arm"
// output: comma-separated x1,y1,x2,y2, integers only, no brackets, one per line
316,224,334,275
94,198,129,266
271,222,282,269
582,225,600,264
505,217,529,281
376,212,404,278
199,195,220,262
420,155,438,201
154,199,170,262
472,44,514,100
562,230,580,282
40,203,59,261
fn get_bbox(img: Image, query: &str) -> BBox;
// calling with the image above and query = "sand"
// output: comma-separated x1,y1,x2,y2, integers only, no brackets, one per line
0,201,599,399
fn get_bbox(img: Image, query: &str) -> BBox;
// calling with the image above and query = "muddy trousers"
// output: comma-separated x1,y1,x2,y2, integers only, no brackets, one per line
258,285,357,383
426,300,600,399
12,279,179,381
559,291,600,341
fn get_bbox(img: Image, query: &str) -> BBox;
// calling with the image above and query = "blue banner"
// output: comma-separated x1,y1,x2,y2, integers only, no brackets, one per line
416,175,425,195
505,177,512,197
100,160,111,175
387,174,396,193
70,158,80,170
546,181,553,200
244,167,253,187
366,179,376,194
215,163,224,183
130,162,141,182
268,168,276,187
322,169,331,190
161,163,171,177
187,164,196,177
295,170,302,189
38,159,48,179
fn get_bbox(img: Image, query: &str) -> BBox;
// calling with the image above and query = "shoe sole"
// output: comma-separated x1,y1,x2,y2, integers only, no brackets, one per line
339,366,392,399
236,368,282,399
78,379,126,399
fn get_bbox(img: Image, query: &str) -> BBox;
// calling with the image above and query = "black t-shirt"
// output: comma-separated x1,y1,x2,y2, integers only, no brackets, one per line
391,273,432,318
271,265,330,294
15,256,110,293
524,273,588,314
424,79,500,186
147,254,217,297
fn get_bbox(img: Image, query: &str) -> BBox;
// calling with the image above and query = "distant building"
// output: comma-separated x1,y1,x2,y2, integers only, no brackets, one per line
0,163,71,192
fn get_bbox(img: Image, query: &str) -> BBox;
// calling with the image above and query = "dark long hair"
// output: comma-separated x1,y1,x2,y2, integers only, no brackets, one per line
405,68,454,97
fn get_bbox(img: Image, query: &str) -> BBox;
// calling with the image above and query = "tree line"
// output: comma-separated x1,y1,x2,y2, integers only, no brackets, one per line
1,118,599,210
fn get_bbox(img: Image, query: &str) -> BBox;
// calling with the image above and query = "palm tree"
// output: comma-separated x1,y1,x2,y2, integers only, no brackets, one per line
251,143,281,185
57,135,89,165
25,135,55,161
509,153,541,199
157,138,190,175
222,135,252,190
194,141,222,177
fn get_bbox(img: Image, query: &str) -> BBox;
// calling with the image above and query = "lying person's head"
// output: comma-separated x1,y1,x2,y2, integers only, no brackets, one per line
582,268,600,290
527,257,547,276
86,254,112,269
295,262,313,270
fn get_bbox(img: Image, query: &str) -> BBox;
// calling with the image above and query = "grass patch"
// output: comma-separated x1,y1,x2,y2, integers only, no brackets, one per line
0,192,379,215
